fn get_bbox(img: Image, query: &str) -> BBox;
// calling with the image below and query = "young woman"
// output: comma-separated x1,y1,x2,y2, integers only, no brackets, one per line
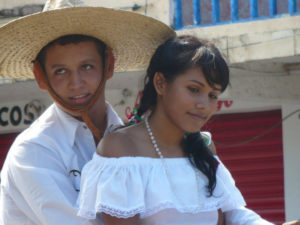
77,35,274,225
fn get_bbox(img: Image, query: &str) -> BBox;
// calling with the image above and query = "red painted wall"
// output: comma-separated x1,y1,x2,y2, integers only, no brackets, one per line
0,133,18,170
203,109,285,224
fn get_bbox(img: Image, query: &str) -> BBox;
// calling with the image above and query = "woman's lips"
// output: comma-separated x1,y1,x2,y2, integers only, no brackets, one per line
187,112,207,121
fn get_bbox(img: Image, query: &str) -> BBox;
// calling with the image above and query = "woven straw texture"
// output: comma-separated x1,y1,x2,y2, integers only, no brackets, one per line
0,7,175,79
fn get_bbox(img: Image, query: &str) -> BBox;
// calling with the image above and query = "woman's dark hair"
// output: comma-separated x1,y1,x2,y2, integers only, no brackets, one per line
35,34,107,72
137,35,230,196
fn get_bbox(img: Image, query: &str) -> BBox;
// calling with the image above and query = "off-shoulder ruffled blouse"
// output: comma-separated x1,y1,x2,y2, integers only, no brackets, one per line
77,154,246,225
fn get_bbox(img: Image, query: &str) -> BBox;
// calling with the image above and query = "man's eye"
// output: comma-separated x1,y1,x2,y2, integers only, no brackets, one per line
188,86,199,93
55,68,66,75
82,64,93,70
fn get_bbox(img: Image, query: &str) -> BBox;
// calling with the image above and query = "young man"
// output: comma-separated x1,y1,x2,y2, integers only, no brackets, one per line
0,0,175,224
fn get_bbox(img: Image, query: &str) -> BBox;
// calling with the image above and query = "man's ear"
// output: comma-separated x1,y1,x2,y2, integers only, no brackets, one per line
33,61,48,90
153,72,166,96
104,47,115,80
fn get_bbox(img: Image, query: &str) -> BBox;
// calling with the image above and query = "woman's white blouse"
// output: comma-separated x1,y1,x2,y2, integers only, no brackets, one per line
77,154,246,224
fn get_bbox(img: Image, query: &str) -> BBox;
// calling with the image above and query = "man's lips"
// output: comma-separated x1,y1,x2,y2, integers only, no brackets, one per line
69,94,90,104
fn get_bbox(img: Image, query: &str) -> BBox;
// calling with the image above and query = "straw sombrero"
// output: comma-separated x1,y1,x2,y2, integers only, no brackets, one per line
0,0,175,79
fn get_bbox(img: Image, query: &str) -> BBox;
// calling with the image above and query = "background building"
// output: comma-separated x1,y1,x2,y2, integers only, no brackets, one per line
0,0,299,223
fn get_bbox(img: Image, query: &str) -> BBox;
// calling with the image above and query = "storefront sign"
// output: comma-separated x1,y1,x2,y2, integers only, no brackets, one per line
217,100,233,111
0,100,45,133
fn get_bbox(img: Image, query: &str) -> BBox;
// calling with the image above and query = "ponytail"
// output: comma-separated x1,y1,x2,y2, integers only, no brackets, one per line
182,132,218,196
137,80,156,117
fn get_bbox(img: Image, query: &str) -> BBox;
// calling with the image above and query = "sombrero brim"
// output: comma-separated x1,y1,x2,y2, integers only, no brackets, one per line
0,7,175,79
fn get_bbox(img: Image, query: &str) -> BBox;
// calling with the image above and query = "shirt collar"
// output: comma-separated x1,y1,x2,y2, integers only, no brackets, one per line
53,102,124,147
104,102,124,136
54,103,84,147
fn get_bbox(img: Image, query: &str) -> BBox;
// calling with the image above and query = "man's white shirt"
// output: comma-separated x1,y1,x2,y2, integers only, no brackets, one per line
0,103,123,225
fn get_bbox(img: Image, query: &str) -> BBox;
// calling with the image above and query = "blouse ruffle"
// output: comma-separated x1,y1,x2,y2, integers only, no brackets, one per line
77,155,246,219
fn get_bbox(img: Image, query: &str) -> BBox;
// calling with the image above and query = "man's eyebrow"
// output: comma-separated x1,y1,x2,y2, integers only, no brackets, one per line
81,58,99,63
50,64,65,69
49,58,98,69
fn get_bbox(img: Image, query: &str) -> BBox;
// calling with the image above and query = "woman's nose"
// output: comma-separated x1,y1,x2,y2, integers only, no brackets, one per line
195,96,210,109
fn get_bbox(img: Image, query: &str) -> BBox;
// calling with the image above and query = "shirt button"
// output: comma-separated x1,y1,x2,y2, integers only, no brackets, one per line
83,125,87,129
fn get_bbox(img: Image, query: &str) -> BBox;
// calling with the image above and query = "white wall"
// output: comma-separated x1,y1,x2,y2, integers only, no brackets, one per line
0,0,42,9
282,103,300,221
105,70,144,121
0,0,171,25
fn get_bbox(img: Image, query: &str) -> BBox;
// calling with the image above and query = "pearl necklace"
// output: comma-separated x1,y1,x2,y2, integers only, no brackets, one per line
145,116,202,205
145,116,164,159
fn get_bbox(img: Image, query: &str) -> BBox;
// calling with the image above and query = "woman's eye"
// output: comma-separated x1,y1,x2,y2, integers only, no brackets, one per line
209,93,218,100
188,86,199,93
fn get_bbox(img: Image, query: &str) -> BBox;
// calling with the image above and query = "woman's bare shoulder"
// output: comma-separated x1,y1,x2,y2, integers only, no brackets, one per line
97,124,144,158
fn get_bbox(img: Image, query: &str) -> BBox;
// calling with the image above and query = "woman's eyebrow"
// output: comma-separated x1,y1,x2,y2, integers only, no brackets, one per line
189,79,222,91
189,80,205,87
212,86,222,91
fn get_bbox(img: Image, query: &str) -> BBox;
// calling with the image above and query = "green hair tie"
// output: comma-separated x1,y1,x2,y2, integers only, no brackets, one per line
201,132,211,146
184,131,211,146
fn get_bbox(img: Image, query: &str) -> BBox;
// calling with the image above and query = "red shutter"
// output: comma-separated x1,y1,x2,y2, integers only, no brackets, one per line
0,133,19,170
203,109,285,225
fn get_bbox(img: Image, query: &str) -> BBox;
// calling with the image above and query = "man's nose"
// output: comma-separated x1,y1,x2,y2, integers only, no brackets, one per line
69,71,83,89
